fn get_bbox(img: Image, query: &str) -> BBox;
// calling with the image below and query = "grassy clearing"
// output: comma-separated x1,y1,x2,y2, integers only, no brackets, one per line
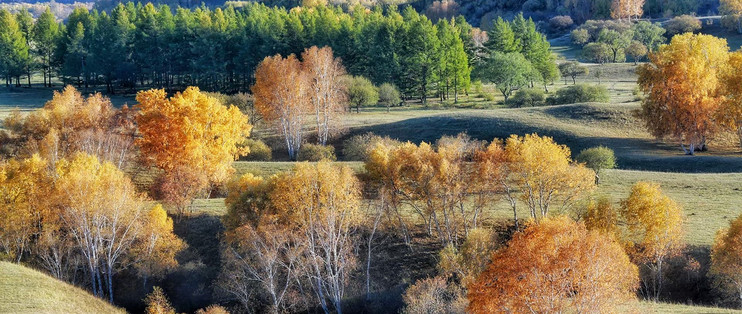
633,301,742,313
0,262,124,314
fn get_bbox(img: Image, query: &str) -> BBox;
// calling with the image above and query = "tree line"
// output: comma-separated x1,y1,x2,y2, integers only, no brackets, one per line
0,2,474,102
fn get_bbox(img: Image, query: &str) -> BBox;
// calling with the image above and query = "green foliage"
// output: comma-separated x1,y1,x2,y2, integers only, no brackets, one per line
486,17,519,53
597,29,632,63
347,76,379,113
297,143,336,162
437,19,470,102
508,88,545,108
559,61,589,84
625,41,648,64
242,139,272,161
480,52,538,101
378,83,401,111
632,21,666,51
0,9,30,86
571,28,590,46
665,15,702,37
576,146,616,183
548,84,610,105
581,42,612,64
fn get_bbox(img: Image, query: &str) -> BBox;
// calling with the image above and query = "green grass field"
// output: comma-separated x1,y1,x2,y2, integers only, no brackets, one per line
0,262,125,314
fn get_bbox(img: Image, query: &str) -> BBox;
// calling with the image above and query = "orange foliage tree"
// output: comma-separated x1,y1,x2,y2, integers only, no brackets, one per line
504,133,595,222
638,33,729,154
252,54,310,160
136,86,251,215
133,204,186,288
302,46,347,145
620,181,685,300
710,213,742,307
468,216,639,313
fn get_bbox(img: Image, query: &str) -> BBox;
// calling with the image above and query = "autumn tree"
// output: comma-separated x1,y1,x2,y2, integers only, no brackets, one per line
720,51,742,149
270,162,362,313
468,217,639,313
302,46,347,145
402,276,467,314
638,33,729,154
611,0,644,21
133,204,186,288
366,134,493,244
437,228,497,286
0,154,51,263
710,213,742,307
55,153,145,302
252,54,309,159
136,87,251,214
721,0,742,33
583,196,620,236
504,134,595,221
1,86,136,167
620,181,685,300
144,286,176,314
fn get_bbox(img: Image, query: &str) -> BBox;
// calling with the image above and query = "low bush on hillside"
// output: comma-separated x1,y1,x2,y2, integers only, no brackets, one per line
548,84,610,105
342,133,402,161
508,88,546,107
298,143,337,161
242,139,272,161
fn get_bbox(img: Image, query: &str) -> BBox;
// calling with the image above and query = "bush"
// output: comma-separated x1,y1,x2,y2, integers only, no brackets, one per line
342,132,401,161
298,143,336,161
571,28,590,45
581,42,612,64
243,139,272,161
378,83,401,112
507,88,545,107
548,84,610,105
401,276,467,314
665,15,701,37
549,15,574,33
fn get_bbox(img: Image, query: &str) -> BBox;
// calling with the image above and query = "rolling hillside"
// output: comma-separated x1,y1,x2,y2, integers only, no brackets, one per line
0,262,124,314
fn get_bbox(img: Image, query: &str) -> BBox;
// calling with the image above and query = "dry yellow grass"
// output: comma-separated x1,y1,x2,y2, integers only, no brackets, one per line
0,262,124,314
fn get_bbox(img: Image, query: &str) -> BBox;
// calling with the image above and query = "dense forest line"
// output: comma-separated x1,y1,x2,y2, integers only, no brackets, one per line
0,2,480,101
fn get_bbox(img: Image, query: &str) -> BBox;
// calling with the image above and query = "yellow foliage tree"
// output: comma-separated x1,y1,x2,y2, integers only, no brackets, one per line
721,0,742,33
270,162,362,313
638,33,729,154
468,216,639,313
504,133,595,221
134,204,186,288
583,196,620,237
720,51,742,149
620,181,685,300
0,154,51,262
302,46,347,145
710,213,742,307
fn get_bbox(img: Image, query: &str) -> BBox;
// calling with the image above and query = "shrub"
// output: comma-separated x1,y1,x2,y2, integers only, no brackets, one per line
508,88,545,107
196,305,230,314
243,139,272,161
298,143,336,161
144,287,176,314
342,132,401,161
378,83,402,112
665,15,701,37
581,42,612,64
571,28,590,45
549,15,574,33
402,276,467,314
548,84,610,105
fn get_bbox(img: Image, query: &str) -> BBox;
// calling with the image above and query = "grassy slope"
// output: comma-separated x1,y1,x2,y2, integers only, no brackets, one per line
0,262,124,314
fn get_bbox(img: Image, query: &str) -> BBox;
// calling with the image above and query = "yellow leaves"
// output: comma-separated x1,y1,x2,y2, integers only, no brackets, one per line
505,133,596,219
468,216,639,314
638,33,730,148
136,86,252,186
620,181,685,264
710,213,742,298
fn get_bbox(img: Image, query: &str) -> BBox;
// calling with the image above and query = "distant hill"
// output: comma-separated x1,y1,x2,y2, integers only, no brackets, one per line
0,262,124,314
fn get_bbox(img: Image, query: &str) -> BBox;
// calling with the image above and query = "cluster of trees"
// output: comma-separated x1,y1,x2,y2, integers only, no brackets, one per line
571,19,666,63
477,14,558,100
0,2,472,101
637,33,742,153
0,85,251,304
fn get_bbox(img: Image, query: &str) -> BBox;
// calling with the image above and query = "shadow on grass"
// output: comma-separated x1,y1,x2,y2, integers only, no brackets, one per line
342,113,742,173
